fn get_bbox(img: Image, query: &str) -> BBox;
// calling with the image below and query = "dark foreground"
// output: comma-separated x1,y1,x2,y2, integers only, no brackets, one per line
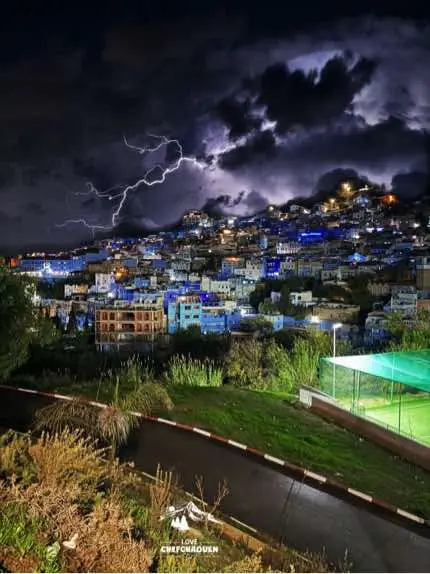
1,387,430,572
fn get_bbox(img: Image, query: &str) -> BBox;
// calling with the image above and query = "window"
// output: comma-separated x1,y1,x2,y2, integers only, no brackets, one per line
109,312,115,320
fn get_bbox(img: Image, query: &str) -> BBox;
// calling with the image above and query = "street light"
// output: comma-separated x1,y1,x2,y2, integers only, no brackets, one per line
332,323,342,398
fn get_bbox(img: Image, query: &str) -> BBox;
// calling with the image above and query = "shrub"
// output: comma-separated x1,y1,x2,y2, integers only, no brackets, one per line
225,339,264,388
263,340,293,392
166,355,223,387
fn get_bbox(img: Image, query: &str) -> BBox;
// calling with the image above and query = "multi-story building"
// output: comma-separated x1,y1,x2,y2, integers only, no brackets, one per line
295,259,323,278
368,282,391,297
221,256,244,277
263,257,282,278
416,256,430,290
167,295,202,334
64,284,88,299
241,260,263,281
312,302,360,324
200,276,232,296
18,256,86,277
276,241,302,255
289,291,313,307
182,210,208,227
201,306,227,334
95,297,165,349
95,273,114,294
387,288,417,316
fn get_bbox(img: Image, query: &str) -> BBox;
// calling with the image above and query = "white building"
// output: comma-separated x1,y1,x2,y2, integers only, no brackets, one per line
201,276,232,296
241,260,264,281
277,241,302,255
388,288,417,316
289,291,314,307
95,273,113,294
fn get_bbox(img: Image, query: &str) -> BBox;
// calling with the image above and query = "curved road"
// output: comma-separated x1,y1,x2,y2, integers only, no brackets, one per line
1,387,430,572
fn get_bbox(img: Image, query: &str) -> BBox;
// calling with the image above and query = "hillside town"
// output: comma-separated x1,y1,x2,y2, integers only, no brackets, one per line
2,181,430,351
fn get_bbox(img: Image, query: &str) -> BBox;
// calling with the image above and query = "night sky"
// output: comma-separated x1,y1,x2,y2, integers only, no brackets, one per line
1,0,430,251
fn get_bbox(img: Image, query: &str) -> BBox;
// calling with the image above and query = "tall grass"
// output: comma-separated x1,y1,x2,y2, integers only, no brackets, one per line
166,354,223,387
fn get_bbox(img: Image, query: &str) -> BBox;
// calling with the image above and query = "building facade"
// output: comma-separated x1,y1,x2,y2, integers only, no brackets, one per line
95,298,165,348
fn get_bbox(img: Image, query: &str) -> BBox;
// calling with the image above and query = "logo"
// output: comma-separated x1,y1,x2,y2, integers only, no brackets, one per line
159,501,220,555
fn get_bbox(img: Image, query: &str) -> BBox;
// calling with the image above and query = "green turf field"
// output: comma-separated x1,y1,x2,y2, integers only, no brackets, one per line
364,396,430,445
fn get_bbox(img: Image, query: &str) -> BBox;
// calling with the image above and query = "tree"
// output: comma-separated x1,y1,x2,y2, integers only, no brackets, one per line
224,338,264,387
0,270,38,379
34,376,173,460
249,285,266,312
67,306,78,335
264,340,293,392
240,316,273,335
34,313,61,347
258,298,279,315
282,330,351,391
386,310,430,350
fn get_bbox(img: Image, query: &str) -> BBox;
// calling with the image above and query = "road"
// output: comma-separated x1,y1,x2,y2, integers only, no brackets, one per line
1,387,430,572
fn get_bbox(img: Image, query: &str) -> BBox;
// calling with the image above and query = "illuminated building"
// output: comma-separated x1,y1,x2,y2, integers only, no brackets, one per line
182,210,207,227
167,295,202,333
416,256,430,290
381,193,397,206
221,256,243,277
95,297,165,349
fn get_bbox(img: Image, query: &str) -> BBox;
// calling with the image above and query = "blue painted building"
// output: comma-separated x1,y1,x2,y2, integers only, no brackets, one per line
201,307,227,334
151,259,168,270
167,295,202,334
221,257,242,278
19,257,86,276
263,257,282,278
263,314,284,331
297,230,326,244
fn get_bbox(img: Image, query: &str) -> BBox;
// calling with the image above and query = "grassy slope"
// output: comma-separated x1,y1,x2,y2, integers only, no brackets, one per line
166,386,430,518
8,377,430,517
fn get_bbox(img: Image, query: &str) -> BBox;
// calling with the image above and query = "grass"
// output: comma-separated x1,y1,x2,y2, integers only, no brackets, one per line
366,396,430,445
164,386,430,518
7,376,430,518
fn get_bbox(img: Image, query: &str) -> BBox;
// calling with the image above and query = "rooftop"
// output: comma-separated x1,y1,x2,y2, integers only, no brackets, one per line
322,350,430,392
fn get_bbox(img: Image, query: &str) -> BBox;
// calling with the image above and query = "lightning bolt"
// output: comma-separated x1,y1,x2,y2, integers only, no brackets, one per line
56,133,206,235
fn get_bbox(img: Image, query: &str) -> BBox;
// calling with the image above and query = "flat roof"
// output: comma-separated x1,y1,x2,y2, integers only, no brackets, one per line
321,350,430,392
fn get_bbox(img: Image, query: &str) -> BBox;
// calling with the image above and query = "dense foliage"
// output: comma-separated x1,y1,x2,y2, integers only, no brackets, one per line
0,430,341,573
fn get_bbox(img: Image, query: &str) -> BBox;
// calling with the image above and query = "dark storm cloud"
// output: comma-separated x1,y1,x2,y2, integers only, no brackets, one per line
202,189,268,217
219,130,277,169
391,171,428,198
25,202,46,216
1,12,430,249
215,98,262,139
0,211,23,247
260,55,376,133
315,168,371,194
215,54,377,138
220,117,425,174
283,117,425,166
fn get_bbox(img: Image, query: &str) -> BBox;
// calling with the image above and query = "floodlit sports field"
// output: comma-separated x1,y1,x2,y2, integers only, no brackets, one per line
319,350,430,446
365,396,430,445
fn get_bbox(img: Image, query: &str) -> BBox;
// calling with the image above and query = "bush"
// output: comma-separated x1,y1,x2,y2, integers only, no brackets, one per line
263,340,293,393
166,355,223,387
0,430,344,573
225,339,264,388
